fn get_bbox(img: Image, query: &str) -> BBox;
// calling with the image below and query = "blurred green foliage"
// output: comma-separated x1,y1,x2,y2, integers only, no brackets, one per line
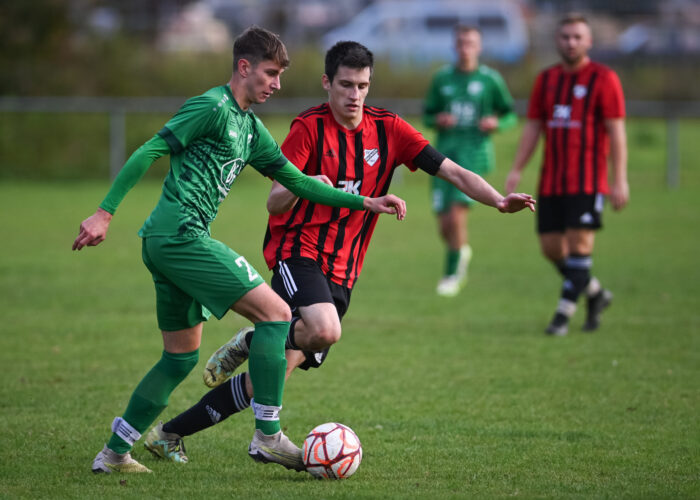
1,1,698,101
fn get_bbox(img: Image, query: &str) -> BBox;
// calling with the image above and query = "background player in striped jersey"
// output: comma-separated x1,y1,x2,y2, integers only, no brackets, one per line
505,14,629,335
424,25,518,297
73,26,406,474
143,41,534,464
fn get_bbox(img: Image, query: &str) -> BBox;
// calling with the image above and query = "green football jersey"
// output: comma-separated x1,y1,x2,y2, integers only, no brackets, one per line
423,64,516,175
139,84,287,238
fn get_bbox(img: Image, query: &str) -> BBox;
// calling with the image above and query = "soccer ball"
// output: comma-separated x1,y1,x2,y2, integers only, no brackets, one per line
302,422,362,479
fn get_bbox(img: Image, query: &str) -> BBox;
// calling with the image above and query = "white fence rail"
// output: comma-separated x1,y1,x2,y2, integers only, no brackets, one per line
2,96,698,187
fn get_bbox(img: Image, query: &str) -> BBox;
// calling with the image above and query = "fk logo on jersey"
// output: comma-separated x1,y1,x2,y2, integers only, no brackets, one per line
339,180,361,195
553,104,572,120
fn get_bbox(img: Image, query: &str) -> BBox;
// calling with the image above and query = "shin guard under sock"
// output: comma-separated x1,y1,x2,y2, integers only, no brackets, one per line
248,321,288,435
107,349,199,453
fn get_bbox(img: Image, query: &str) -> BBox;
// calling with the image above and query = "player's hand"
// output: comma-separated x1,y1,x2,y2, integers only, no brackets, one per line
436,112,457,129
497,193,536,213
363,194,406,220
72,208,113,250
504,169,522,194
478,116,499,133
313,174,333,186
610,178,629,211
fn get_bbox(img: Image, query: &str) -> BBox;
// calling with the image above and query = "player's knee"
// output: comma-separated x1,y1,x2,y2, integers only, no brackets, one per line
260,297,292,323
271,305,292,323
308,321,341,348
542,247,564,262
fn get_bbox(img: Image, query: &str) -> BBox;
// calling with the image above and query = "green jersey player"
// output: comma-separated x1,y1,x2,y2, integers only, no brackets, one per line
424,25,517,297
73,26,405,475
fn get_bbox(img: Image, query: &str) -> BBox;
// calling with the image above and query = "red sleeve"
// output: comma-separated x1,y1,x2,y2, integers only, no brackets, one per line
599,69,625,119
392,116,430,172
280,118,314,173
526,71,546,120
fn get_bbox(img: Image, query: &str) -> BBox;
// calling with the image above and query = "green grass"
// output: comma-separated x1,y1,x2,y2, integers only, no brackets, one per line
0,120,699,498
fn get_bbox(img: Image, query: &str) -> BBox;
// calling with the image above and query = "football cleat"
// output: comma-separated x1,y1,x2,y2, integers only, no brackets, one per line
583,289,613,331
436,275,464,297
92,444,152,474
203,326,253,388
144,422,188,464
248,429,305,472
545,312,570,336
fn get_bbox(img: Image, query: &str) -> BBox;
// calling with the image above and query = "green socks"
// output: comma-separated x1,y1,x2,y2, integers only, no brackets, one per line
445,248,461,276
248,321,288,435
107,349,199,453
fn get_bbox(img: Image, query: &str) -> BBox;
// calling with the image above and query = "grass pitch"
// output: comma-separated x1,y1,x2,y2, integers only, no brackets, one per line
0,119,698,498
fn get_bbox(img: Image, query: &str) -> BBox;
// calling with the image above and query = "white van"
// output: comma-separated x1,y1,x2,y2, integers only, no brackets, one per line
322,0,528,64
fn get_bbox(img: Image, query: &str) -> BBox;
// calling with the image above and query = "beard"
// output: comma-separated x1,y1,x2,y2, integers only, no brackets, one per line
559,48,586,66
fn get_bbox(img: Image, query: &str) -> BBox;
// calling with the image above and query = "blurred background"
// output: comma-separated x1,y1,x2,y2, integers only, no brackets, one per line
1,0,699,180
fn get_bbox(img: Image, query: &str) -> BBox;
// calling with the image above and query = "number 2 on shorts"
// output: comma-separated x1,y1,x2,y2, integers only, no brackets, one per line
235,256,260,282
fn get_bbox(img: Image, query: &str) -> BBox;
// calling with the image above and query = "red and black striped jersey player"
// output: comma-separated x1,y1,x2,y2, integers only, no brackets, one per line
142,41,535,463
505,13,629,336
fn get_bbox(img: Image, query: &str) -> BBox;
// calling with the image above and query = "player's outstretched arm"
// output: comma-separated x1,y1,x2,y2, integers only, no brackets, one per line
270,162,406,219
267,175,333,215
437,158,535,213
72,135,169,251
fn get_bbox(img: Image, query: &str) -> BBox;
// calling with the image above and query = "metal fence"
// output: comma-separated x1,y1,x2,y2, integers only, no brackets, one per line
1,96,698,187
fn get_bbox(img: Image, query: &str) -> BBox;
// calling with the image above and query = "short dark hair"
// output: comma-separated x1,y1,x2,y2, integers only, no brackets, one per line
233,25,289,70
559,12,589,27
324,41,374,83
455,24,481,36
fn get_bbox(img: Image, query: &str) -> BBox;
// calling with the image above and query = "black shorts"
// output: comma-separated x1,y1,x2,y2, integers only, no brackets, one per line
271,257,352,370
537,194,605,233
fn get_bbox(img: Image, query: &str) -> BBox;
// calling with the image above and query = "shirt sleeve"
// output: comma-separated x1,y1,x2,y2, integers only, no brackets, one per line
280,118,314,173
599,70,626,119
526,71,546,121
157,93,222,153
271,161,366,210
248,116,288,176
99,134,170,214
393,116,430,171
422,72,444,128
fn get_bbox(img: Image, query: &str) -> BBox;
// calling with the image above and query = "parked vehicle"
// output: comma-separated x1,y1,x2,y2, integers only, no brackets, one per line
322,0,529,64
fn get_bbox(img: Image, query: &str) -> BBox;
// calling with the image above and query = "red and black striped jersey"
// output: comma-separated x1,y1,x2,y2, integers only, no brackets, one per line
263,103,429,288
527,61,625,196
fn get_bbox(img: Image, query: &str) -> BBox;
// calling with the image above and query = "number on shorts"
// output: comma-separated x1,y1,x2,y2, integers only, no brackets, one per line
235,256,260,282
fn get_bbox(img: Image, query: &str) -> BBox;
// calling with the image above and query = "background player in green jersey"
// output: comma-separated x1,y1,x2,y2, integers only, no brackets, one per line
72,26,405,475
424,25,517,297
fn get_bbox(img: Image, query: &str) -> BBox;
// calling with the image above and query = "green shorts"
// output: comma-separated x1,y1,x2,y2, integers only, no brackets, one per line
142,235,265,332
431,175,474,214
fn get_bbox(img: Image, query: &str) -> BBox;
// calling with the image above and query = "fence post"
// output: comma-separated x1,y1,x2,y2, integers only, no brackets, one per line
666,117,680,189
109,109,126,180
